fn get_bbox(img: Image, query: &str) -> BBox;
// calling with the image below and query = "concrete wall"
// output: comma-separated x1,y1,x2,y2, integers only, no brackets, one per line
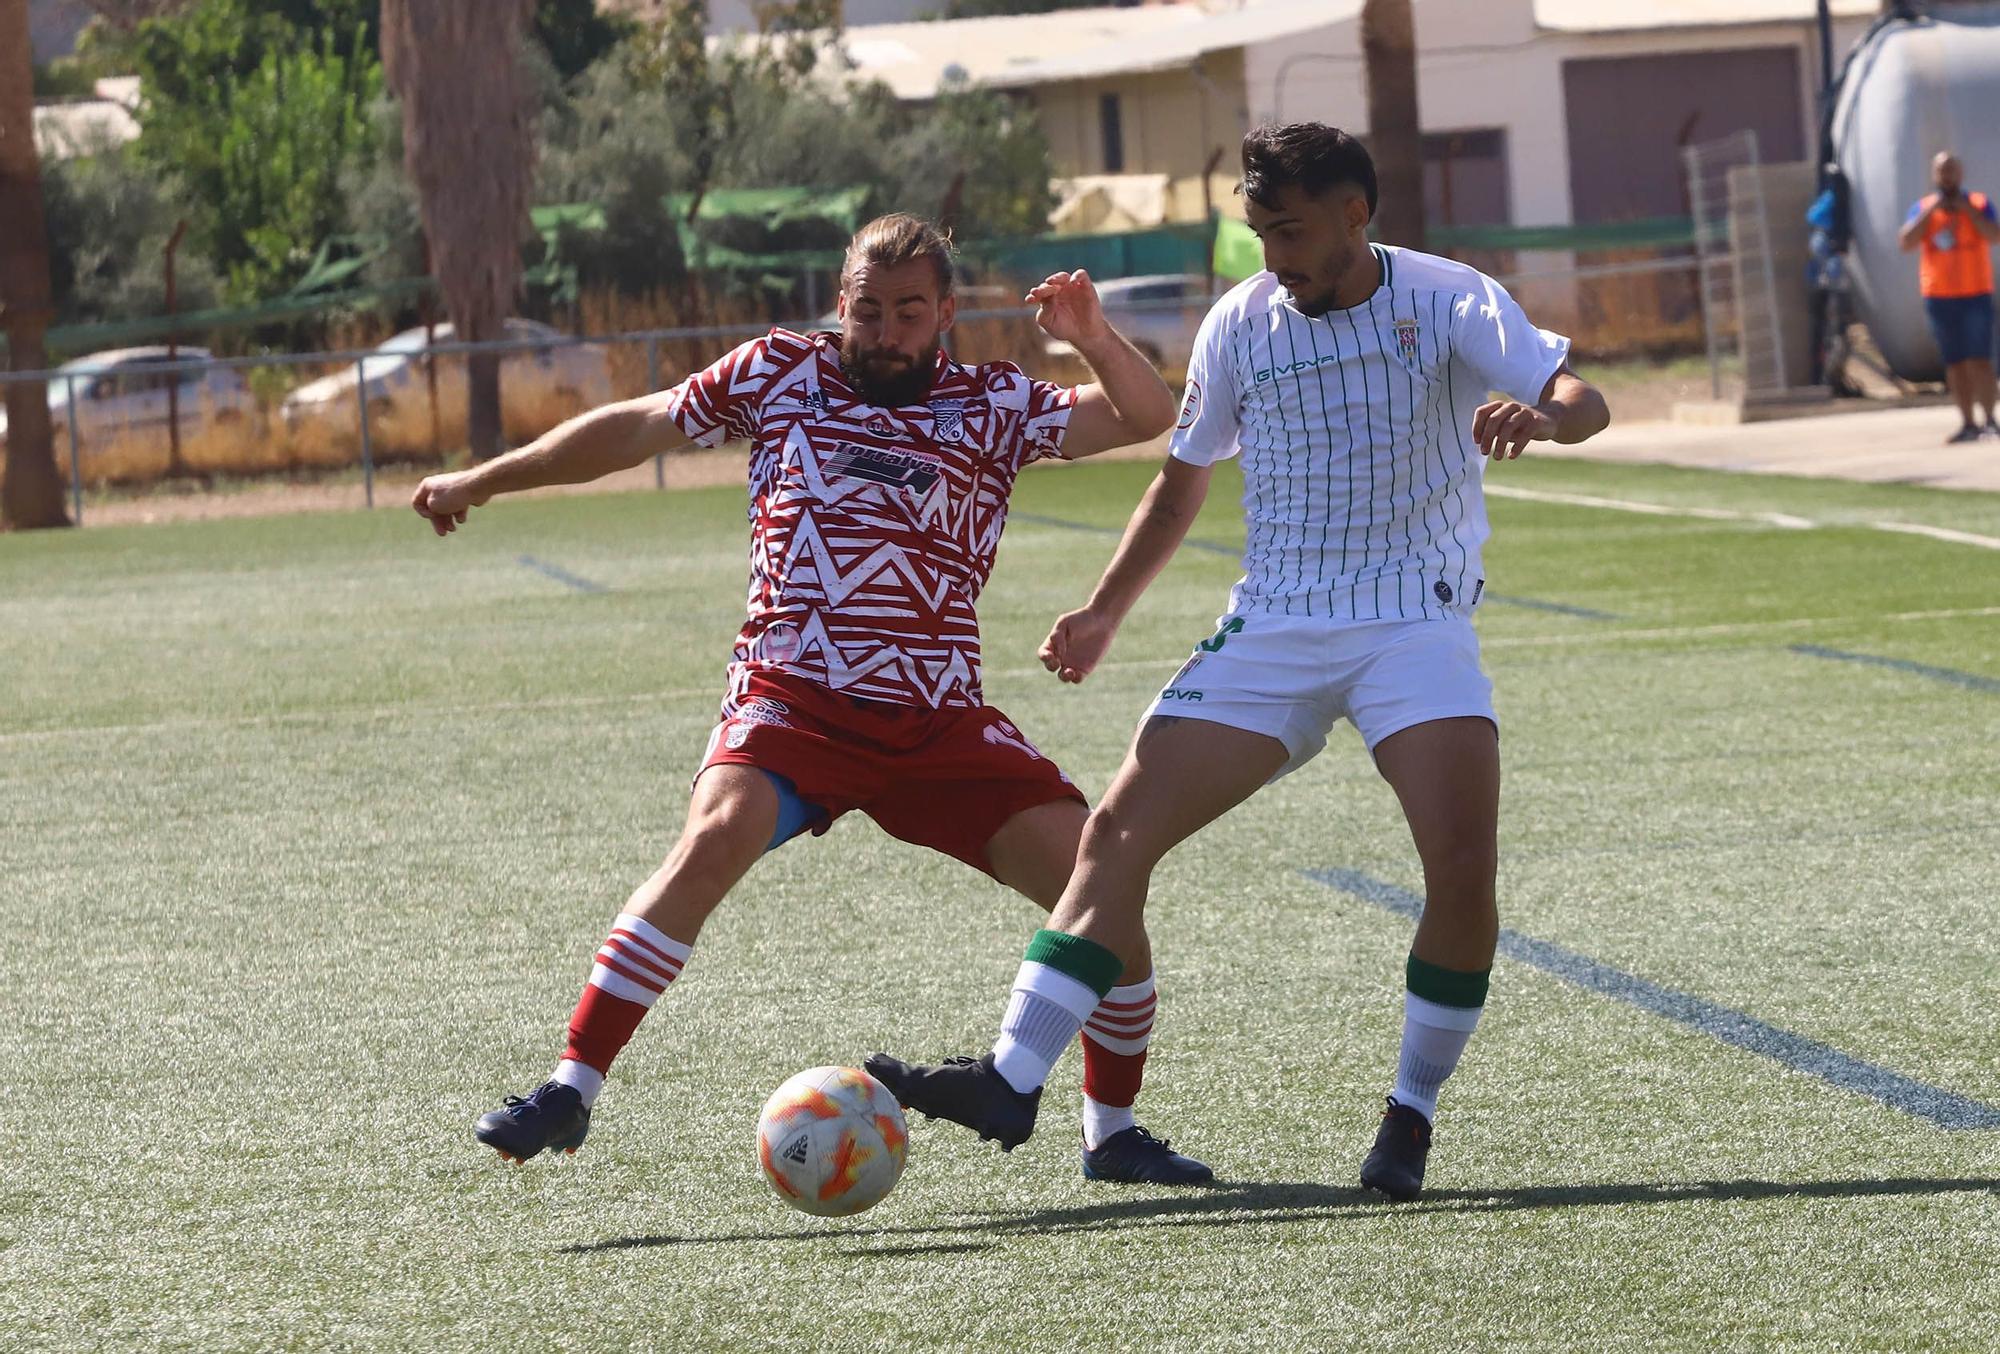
1241,0,1874,230
1030,49,1247,182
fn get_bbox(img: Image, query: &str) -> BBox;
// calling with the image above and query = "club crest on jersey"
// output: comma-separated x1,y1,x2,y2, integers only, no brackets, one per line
1433,579,1454,604
1394,318,1422,370
756,623,803,663
825,442,942,494
931,399,966,442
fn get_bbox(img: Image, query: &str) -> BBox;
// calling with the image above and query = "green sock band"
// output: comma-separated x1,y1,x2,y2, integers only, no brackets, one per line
1023,929,1123,998
1406,954,1490,1009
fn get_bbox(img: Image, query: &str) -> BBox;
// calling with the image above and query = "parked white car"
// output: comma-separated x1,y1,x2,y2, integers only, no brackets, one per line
279,318,613,430
1043,273,1212,366
0,346,255,447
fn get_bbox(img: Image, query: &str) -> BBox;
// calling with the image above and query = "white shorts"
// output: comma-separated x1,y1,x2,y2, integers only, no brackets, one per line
1141,612,1496,779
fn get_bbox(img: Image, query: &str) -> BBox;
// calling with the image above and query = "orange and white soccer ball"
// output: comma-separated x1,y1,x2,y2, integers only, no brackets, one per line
756,1066,908,1217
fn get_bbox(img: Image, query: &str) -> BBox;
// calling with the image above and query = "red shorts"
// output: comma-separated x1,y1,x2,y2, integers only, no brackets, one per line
696,669,1086,877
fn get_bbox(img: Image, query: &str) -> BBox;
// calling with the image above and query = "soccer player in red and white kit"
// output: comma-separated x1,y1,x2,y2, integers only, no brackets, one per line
411,215,1213,1183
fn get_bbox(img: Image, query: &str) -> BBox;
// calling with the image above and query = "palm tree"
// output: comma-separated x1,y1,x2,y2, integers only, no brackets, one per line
1362,0,1426,250
380,0,538,461
1,0,72,529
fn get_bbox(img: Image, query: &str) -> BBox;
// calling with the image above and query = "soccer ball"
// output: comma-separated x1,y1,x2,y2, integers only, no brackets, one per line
756,1066,908,1217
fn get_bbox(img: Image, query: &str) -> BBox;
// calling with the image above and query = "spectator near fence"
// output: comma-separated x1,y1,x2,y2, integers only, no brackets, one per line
1899,151,2000,443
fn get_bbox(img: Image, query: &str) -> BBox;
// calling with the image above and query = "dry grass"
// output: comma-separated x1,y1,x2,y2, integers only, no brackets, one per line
13,257,1709,495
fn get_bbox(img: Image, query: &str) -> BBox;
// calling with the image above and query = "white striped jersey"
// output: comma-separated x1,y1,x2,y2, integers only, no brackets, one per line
1170,245,1570,620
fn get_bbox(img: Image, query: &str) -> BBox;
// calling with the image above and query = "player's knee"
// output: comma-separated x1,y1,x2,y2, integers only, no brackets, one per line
1418,836,1497,905
666,812,767,886
1079,799,1172,871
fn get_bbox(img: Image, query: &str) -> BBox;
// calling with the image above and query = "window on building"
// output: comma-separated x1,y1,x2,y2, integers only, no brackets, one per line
1099,93,1125,173
1422,129,1510,227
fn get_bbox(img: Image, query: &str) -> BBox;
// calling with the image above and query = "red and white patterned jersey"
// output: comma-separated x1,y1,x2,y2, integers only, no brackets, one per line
660,327,1078,708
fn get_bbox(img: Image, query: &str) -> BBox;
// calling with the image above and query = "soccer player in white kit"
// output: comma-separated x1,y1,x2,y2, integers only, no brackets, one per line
870,123,1610,1198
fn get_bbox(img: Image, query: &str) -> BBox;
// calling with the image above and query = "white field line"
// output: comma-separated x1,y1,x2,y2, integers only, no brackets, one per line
1486,484,1816,529
1484,604,2000,650
1491,483,2000,551
1865,520,2000,552
0,658,1173,746
12,607,2000,748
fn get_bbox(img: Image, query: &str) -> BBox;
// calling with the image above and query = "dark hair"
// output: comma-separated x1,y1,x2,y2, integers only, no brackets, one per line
1240,122,1378,217
842,213,955,298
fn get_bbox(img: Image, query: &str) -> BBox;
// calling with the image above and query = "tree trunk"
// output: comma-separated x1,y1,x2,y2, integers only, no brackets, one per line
380,0,536,463
0,0,72,529
466,349,503,462
1362,0,1426,251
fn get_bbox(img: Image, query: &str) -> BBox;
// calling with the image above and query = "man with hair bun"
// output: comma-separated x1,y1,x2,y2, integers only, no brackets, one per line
414,213,1214,1185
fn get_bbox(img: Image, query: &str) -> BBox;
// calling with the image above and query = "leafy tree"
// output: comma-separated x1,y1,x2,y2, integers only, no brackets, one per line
533,0,638,83
41,144,221,323
120,9,383,302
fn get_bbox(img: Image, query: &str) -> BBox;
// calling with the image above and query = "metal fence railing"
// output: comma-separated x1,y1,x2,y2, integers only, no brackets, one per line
3,258,1714,524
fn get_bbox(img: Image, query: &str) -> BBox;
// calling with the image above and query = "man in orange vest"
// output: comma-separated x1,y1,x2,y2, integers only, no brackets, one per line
1900,151,2000,443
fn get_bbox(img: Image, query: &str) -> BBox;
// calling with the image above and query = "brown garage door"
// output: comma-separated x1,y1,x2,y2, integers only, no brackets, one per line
1563,47,1806,222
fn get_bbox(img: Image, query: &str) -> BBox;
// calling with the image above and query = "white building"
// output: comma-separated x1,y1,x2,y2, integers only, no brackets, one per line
826,0,1883,232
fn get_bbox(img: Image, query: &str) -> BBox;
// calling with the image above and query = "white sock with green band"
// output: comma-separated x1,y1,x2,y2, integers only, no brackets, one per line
990,929,1124,1094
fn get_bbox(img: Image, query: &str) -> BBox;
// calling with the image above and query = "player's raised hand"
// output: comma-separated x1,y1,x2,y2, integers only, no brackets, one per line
1471,399,1556,461
1039,604,1118,684
411,471,486,536
1026,270,1110,348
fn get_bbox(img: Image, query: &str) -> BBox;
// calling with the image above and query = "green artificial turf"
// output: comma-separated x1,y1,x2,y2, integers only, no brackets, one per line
2,455,1995,1350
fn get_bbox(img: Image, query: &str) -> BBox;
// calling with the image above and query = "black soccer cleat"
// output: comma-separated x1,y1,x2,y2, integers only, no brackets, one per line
1359,1098,1432,1201
474,1081,590,1163
1081,1126,1215,1185
864,1051,1042,1152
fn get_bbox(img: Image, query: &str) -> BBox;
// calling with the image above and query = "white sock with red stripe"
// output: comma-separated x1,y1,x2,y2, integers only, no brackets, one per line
1079,972,1156,1150
551,912,691,1107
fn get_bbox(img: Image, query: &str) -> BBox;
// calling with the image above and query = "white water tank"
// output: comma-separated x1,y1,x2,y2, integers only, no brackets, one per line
1832,5,2000,380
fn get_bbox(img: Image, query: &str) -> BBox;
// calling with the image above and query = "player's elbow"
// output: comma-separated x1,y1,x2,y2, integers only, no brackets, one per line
1135,398,1177,441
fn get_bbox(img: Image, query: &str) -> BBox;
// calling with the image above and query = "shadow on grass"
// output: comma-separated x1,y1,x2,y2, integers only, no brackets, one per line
562,1175,1999,1254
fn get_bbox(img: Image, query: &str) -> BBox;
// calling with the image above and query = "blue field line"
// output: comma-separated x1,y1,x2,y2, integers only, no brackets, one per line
1303,867,2000,1131
517,555,608,594
1014,510,1616,617
1789,644,2000,695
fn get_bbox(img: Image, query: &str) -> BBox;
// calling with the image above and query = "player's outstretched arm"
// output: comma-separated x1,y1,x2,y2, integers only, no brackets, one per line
1471,363,1610,461
1025,269,1178,459
410,391,694,536
1040,456,1212,683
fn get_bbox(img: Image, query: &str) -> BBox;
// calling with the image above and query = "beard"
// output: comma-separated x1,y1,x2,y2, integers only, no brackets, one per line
1285,242,1367,317
841,341,940,407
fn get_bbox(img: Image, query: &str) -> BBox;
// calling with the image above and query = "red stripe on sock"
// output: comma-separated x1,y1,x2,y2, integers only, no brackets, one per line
600,940,681,986
596,953,670,995
611,927,686,971
1096,994,1157,1013
1086,1012,1155,1035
